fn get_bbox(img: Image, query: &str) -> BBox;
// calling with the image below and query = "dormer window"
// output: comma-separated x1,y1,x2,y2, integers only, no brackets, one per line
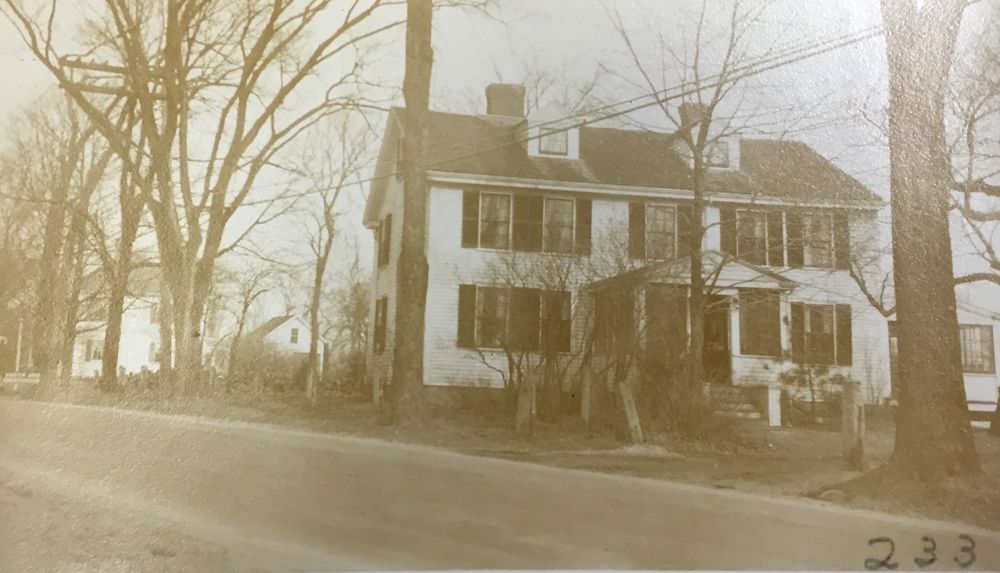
705,140,730,168
538,128,568,156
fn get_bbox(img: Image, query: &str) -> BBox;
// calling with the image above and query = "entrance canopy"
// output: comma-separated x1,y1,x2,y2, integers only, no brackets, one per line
584,250,798,293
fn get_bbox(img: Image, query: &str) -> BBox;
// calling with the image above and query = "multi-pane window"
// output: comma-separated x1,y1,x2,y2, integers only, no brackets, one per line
791,303,852,366
960,324,995,373
645,204,677,260
538,128,568,156
290,327,300,344
722,208,846,269
476,287,509,347
458,285,571,351
802,213,834,268
480,193,511,249
462,191,590,255
543,198,574,253
738,290,781,357
737,211,768,265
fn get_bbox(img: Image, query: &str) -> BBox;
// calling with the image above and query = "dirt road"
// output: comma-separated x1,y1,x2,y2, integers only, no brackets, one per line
1,398,997,571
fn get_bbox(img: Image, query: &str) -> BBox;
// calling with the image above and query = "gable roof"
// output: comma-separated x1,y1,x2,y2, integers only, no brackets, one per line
365,108,879,224
247,315,294,340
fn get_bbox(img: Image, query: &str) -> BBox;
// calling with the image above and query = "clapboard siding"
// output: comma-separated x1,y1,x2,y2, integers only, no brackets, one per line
399,183,893,402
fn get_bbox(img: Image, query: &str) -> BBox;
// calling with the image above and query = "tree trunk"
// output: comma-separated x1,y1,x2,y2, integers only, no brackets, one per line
100,277,128,392
58,212,89,385
881,0,979,479
158,277,174,380
683,149,708,435
306,235,333,404
386,0,433,425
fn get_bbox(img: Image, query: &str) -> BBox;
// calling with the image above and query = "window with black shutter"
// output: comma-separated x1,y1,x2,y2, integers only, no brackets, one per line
476,287,509,347
575,198,592,256
461,191,480,248
512,195,543,252
736,210,767,265
739,289,781,357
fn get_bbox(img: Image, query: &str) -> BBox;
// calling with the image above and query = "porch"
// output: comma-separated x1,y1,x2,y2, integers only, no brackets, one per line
583,251,797,426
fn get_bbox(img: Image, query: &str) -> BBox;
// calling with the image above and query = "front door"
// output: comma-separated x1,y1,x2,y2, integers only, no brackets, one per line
702,295,732,384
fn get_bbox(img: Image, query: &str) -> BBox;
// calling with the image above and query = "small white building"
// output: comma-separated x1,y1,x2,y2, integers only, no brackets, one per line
246,314,328,365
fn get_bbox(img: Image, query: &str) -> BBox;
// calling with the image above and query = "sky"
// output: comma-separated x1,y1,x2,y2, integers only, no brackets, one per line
0,0,997,316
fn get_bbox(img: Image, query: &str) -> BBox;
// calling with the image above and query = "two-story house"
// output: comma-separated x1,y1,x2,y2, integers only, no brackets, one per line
364,83,896,417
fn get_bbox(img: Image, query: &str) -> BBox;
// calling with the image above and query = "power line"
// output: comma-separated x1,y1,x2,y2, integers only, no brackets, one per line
347,25,884,196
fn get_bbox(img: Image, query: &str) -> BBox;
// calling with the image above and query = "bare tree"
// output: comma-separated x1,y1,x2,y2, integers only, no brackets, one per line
297,116,372,403
385,0,433,425
608,0,794,435
1,0,405,387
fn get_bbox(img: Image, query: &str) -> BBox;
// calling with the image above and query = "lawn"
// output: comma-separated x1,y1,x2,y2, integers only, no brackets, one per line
36,379,1000,531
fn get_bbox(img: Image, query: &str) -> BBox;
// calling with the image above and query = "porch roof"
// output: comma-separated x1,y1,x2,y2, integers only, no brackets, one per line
584,250,799,293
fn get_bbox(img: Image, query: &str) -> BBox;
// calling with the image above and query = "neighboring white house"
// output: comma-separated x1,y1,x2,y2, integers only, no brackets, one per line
362,83,988,418
72,266,164,378
246,314,327,366
888,302,1000,421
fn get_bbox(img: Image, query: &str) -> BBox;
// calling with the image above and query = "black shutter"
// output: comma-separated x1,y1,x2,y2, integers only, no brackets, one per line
628,202,646,259
766,211,785,267
575,198,592,255
790,302,805,362
720,207,736,255
461,191,480,248
786,212,804,268
379,215,392,267
510,287,541,350
835,304,853,366
457,285,477,348
512,195,543,252
677,205,695,256
834,211,851,269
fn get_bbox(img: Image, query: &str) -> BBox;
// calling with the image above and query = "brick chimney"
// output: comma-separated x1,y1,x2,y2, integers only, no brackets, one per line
485,83,526,117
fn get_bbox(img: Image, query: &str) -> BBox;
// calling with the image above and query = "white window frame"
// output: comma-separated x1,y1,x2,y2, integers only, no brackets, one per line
475,286,510,348
478,192,513,250
542,196,576,254
538,128,569,156
802,212,835,269
645,203,678,260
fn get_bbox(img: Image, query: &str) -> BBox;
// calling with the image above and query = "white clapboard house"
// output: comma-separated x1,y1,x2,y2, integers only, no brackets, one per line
363,83,997,420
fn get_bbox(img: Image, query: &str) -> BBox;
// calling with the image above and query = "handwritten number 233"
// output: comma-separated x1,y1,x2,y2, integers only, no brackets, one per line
865,535,976,570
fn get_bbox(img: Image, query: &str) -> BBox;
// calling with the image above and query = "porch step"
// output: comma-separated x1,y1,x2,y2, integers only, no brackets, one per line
707,385,764,419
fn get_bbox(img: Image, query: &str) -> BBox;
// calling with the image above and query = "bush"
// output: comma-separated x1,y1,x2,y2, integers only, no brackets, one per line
227,339,305,391
327,348,368,401
779,365,853,428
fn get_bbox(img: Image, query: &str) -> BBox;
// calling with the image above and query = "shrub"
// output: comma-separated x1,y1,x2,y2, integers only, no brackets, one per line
227,339,305,391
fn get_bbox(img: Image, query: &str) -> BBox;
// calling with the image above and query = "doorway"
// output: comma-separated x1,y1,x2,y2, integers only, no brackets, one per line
702,295,732,384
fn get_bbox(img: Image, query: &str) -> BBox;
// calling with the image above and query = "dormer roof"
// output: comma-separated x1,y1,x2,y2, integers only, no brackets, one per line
364,107,880,226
